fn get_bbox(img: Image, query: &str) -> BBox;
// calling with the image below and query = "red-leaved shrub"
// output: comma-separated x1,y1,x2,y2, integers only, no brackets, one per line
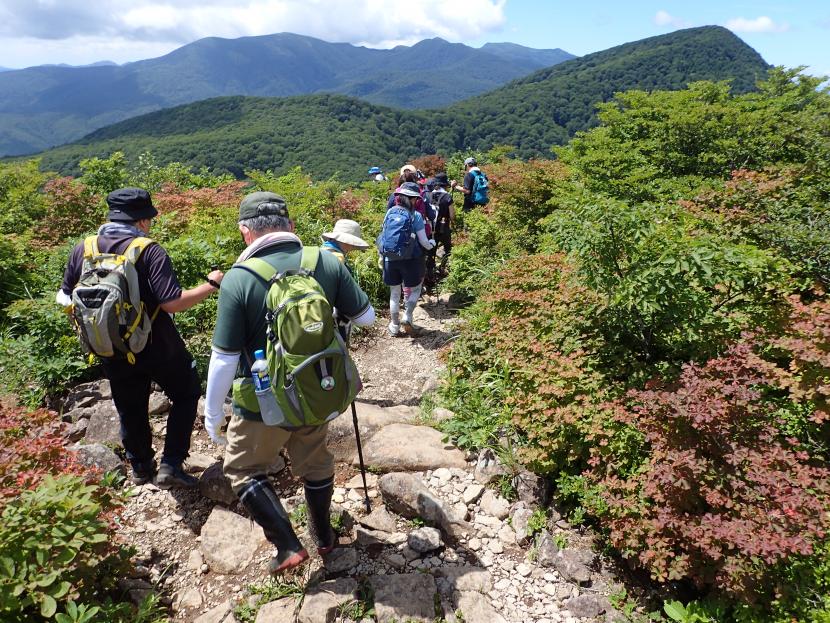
596,341,830,598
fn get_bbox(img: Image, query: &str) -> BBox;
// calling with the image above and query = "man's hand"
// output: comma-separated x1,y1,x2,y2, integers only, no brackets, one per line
205,411,227,445
207,269,224,289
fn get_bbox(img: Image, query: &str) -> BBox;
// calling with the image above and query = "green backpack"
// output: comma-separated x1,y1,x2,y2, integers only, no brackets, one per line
237,247,361,427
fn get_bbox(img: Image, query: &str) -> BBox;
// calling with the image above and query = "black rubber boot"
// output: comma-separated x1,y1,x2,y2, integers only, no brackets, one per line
238,475,308,574
304,475,335,554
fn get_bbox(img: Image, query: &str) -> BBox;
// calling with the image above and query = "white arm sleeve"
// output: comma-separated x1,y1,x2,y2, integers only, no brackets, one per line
56,290,72,306
417,228,434,249
205,349,239,423
351,305,376,327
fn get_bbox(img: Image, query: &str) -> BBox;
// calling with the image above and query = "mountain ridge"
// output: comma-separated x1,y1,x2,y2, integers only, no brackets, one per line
0,33,574,157
33,26,771,180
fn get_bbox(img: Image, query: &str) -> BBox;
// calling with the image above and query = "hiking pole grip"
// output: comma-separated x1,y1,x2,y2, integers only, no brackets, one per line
350,401,372,513
203,264,221,290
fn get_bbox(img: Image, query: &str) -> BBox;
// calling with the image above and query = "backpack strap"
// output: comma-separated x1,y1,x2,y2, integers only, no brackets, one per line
83,235,99,259
300,246,320,275
124,237,154,263
236,257,279,283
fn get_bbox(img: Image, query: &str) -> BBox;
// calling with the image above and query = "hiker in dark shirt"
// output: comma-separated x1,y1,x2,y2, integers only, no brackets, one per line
458,156,486,212
58,187,223,488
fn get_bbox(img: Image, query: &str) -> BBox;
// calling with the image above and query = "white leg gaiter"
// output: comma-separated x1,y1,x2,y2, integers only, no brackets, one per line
389,284,402,326
404,283,422,324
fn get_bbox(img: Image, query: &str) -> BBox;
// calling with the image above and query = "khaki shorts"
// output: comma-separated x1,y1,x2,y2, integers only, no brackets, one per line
222,416,334,492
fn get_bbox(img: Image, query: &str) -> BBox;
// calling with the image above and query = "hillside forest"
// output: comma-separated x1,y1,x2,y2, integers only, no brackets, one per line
1,66,829,622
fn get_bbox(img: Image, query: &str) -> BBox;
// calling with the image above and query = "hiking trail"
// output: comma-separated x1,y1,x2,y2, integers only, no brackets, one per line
62,295,627,623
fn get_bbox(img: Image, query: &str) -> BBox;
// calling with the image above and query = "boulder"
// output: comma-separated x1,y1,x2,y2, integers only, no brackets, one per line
357,506,398,533
553,548,595,585
433,566,492,594
198,462,237,506
323,547,358,573
513,469,551,506
479,489,510,520
297,578,357,623
147,392,171,416
408,527,443,553
193,600,234,623
64,418,89,443
73,443,125,476
564,594,611,619
200,507,267,574
360,424,467,472
255,597,297,622
473,449,507,485
455,591,507,623
173,587,203,611
184,453,217,473
62,379,111,413
509,502,534,543
379,472,471,539
370,574,437,623
327,401,421,462
536,531,560,567
83,402,121,445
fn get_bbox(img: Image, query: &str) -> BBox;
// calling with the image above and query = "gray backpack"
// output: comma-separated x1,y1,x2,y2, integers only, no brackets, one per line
71,235,158,364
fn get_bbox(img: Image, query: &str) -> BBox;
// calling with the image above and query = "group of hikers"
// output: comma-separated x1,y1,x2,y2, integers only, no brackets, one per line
55,157,489,577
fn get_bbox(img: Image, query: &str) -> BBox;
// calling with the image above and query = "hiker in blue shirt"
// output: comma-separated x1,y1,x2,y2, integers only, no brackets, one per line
379,182,435,336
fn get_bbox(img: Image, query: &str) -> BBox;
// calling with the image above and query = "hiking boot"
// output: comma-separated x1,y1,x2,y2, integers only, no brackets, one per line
401,320,422,336
130,461,156,486
305,476,336,556
155,463,198,489
388,322,401,337
238,475,308,576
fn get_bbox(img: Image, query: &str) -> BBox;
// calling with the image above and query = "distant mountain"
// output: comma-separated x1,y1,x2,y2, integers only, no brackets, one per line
0,33,573,156
35,26,770,181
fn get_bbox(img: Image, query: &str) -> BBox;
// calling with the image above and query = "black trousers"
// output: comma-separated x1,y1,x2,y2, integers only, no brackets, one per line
103,347,201,469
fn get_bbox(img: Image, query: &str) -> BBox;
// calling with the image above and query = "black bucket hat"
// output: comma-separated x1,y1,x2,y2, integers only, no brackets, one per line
107,187,158,222
433,172,450,187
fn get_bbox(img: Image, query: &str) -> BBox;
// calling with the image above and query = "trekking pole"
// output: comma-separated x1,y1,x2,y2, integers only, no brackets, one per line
350,401,372,513
339,314,372,513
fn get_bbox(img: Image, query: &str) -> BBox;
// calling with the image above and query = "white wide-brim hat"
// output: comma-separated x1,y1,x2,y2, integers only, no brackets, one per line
321,219,370,249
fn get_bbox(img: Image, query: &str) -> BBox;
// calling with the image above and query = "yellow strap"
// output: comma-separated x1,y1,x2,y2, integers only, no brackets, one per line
83,235,99,259
122,302,145,341
150,306,161,321
124,236,154,264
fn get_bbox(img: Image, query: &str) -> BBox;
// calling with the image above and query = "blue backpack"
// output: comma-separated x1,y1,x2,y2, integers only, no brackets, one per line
471,170,490,205
377,207,417,261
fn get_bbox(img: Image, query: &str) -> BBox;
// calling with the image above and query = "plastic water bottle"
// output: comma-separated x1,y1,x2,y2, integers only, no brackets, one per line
251,349,284,426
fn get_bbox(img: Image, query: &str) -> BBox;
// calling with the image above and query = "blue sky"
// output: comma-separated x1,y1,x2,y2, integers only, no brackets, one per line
0,1,826,78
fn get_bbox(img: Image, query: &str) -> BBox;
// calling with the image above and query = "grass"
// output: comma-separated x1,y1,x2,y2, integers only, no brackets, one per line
232,577,304,623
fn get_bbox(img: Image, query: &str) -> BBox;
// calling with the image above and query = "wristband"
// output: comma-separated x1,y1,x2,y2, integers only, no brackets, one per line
206,277,221,290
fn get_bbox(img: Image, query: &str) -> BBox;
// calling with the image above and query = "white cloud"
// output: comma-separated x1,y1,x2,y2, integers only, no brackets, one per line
724,16,790,33
653,10,691,29
0,0,508,67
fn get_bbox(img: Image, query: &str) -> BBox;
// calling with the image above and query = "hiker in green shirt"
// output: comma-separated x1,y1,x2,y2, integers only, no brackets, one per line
203,191,375,576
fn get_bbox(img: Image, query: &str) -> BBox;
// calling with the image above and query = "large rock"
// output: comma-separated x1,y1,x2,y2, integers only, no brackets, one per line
553,548,595,585
194,600,234,623
64,418,89,443
298,578,357,623
82,402,122,445
479,489,510,520
433,566,492,594
147,392,171,416
509,502,534,543
62,379,111,413
564,594,611,619
72,443,125,476
408,527,442,553
198,462,237,505
513,469,551,506
536,531,560,567
455,591,507,623
327,401,421,462
380,473,471,539
370,574,437,623
200,507,267,574
173,587,203,611
324,547,358,573
255,597,297,622
473,449,507,485
357,506,398,533
360,424,467,472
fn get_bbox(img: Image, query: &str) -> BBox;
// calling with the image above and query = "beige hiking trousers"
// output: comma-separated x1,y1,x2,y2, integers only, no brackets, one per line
222,416,334,492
